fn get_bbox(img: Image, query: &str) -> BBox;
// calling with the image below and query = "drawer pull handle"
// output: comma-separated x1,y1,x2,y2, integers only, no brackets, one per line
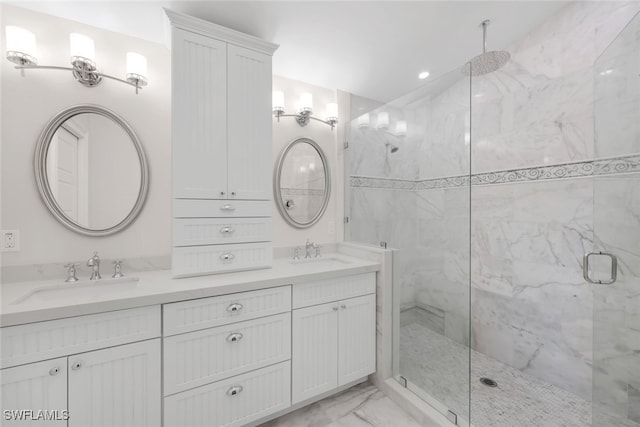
221,204,235,212
71,361,82,371
226,332,243,343
226,385,243,396
220,226,235,234
220,252,235,262
49,367,60,376
226,303,243,312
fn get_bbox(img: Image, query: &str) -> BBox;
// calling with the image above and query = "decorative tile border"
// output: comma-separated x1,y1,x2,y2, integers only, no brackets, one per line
350,154,640,190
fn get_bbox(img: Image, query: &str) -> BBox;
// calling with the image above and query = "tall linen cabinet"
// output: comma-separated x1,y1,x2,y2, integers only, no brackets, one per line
166,9,278,277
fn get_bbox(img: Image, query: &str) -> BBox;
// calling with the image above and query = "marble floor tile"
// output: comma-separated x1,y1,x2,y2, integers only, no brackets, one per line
259,382,422,427
399,323,640,427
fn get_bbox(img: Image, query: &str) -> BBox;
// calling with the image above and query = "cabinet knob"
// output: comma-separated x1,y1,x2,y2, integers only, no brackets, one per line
226,302,243,312
341,304,347,309
226,332,244,343
226,385,243,396
220,252,235,262
333,306,339,311
231,191,236,196
220,226,235,234
220,191,225,196
221,204,235,212
49,366,60,376
71,361,82,371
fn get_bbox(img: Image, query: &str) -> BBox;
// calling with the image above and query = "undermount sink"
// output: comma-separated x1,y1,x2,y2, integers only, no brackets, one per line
11,277,139,305
288,256,351,266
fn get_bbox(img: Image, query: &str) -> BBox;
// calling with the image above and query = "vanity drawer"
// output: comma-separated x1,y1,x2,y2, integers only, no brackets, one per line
173,217,272,246
164,312,291,395
163,285,291,336
173,199,271,218
164,361,291,427
1,306,161,369
293,272,376,309
172,242,273,277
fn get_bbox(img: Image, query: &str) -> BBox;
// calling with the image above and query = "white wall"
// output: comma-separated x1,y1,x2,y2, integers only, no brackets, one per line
271,75,343,249
1,5,172,267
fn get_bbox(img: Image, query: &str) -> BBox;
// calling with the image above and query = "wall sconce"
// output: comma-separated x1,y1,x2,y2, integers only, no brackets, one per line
357,112,408,137
5,26,148,94
272,91,339,131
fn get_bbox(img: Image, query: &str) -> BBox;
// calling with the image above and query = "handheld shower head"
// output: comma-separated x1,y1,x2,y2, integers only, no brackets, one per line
385,141,399,153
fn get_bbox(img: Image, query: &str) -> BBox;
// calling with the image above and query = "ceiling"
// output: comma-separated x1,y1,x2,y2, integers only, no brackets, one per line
8,1,567,102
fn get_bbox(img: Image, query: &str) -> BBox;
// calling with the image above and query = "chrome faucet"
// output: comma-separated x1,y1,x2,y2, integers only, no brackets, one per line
305,239,313,259
87,251,101,280
64,263,79,282
293,247,301,261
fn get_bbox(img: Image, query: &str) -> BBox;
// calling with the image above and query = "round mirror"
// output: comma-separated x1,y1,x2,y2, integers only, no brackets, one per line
274,137,330,228
34,105,149,236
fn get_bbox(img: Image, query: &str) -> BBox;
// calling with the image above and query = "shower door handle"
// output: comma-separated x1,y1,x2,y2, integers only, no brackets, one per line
583,252,617,285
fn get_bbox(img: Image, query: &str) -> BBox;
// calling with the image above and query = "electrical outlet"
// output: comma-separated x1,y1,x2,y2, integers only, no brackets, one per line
1,230,20,252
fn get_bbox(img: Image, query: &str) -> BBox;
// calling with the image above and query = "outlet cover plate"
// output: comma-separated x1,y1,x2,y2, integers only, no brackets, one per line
1,230,20,252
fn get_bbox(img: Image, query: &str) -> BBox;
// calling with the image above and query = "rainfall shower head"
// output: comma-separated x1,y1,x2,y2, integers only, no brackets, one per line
465,20,510,76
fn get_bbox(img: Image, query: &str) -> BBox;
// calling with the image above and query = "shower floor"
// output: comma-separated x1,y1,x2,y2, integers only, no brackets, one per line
400,322,639,427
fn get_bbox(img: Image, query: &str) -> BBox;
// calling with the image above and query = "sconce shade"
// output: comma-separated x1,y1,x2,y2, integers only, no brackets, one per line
70,33,96,62
377,112,389,129
6,26,37,65
299,92,313,114
272,90,285,113
358,113,370,128
396,120,407,136
126,52,148,86
325,103,338,121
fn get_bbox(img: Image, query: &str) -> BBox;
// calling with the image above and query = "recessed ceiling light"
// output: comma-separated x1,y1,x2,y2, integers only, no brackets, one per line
418,71,430,79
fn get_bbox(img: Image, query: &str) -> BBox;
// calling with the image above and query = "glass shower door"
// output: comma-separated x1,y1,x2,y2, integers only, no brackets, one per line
592,10,640,427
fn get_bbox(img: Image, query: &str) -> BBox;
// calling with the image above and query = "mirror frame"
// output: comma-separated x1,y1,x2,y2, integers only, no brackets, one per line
274,137,331,229
34,104,149,237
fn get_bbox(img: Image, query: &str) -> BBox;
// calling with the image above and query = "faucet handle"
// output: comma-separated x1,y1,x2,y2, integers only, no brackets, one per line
314,243,321,258
293,247,301,261
64,263,79,282
112,260,124,278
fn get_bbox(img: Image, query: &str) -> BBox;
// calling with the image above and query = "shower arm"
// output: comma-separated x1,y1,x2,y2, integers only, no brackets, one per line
481,19,490,54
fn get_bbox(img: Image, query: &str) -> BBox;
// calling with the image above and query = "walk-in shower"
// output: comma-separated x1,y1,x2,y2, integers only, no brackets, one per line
345,4,640,426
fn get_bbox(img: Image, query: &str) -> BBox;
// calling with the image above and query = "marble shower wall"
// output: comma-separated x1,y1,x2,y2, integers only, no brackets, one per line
347,1,640,417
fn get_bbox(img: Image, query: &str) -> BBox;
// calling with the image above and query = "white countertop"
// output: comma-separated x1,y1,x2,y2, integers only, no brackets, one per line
1,253,380,327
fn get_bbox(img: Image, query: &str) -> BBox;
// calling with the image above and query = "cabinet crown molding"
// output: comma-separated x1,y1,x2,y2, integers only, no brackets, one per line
164,8,279,56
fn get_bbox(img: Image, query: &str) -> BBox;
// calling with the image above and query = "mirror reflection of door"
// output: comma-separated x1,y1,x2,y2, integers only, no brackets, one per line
46,120,89,225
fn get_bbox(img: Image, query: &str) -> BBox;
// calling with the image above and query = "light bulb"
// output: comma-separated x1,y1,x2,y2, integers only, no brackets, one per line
70,33,95,62
299,92,313,114
5,26,37,65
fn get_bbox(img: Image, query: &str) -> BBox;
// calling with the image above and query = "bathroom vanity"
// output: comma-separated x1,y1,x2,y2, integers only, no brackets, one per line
0,253,378,427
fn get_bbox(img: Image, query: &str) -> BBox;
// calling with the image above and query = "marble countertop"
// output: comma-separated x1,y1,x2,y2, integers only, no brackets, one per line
1,253,380,327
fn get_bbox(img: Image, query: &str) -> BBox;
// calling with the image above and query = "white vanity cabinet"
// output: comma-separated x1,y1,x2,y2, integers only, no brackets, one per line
291,273,376,405
0,306,162,427
167,9,278,278
162,286,292,427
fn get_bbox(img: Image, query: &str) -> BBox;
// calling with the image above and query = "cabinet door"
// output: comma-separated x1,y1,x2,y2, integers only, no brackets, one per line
338,294,376,386
68,339,161,427
292,302,338,404
1,358,67,426
172,28,228,199
227,44,272,200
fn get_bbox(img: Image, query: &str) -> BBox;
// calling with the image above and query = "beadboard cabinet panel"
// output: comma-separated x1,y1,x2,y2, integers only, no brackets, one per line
164,313,291,395
164,361,290,427
172,28,228,200
338,294,376,386
1,358,68,426
68,339,161,427
227,44,272,201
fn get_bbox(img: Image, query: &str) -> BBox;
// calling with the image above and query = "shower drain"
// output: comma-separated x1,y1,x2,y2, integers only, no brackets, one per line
480,377,498,388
